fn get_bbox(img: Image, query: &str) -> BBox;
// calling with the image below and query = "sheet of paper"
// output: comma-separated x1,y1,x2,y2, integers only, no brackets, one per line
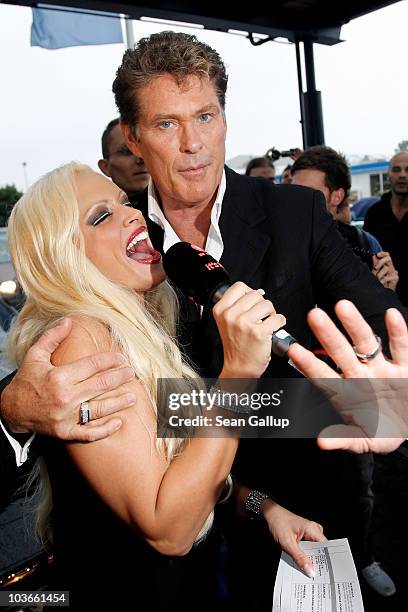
273,538,364,612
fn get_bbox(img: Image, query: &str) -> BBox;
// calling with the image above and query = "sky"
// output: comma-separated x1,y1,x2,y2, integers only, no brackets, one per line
1,1,407,191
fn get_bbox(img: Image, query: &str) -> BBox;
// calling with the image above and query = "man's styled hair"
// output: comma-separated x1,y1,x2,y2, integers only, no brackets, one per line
101,118,120,159
292,146,351,198
245,157,275,176
113,31,228,129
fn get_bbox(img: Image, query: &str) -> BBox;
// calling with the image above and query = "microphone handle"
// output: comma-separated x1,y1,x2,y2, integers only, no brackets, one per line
210,283,297,358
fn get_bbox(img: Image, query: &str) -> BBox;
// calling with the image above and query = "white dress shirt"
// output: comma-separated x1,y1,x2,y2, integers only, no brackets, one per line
147,170,226,261
1,418,35,467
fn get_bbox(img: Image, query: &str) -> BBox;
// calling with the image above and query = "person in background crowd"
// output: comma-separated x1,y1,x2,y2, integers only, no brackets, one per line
280,164,293,184
98,118,150,204
291,145,398,596
364,151,408,305
245,156,275,182
292,146,399,292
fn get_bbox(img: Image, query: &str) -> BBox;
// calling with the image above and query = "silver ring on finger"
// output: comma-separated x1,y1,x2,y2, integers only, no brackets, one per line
352,335,382,363
79,401,91,425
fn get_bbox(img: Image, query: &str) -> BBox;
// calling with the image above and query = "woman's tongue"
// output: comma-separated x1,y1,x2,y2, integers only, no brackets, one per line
128,239,154,261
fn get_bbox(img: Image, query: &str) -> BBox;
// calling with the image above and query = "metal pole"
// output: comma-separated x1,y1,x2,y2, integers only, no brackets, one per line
303,39,316,91
302,38,325,146
125,16,135,50
295,40,306,149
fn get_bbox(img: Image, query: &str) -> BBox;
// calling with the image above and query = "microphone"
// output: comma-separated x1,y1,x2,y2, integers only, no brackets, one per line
162,242,296,358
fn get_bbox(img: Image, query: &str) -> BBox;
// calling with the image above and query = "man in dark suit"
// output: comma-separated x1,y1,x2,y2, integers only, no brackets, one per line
364,151,408,305
0,30,406,608
112,31,406,609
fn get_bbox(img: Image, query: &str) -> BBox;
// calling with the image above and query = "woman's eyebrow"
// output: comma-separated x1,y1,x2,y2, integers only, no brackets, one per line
84,191,129,220
117,191,129,204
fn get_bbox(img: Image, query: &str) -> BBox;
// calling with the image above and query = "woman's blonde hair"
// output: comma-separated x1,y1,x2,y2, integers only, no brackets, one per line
7,162,213,542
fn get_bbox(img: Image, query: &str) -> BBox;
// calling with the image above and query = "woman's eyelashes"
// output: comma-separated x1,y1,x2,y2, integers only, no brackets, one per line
89,198,131,226
90,209,112,226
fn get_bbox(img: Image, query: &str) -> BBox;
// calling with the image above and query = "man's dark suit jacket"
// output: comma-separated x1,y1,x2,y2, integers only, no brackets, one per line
137,166,405,535
140,166,402,379
138,166,406,610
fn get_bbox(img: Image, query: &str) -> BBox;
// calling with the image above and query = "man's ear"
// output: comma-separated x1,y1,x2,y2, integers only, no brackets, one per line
121,122,142,157
98,159,111,178
329,188,345,214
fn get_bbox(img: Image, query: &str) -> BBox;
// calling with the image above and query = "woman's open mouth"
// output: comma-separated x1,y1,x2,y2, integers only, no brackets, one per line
126,228,161,264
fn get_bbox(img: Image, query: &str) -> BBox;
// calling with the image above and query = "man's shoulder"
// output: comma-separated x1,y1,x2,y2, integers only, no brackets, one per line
365,192,391,218
224,166,317,211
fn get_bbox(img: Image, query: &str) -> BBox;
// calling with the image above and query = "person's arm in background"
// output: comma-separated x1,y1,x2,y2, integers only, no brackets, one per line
365,231,382,255
372,251,399,291
309,191,407,347
289,148,303,161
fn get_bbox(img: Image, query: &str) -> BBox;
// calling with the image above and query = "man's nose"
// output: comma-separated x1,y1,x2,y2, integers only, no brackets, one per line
180,123,203,154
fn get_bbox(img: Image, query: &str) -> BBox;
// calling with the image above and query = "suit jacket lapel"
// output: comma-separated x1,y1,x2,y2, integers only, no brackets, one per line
134,191,165,253
220,167,271,283
135,169,272,279
201,168,273,368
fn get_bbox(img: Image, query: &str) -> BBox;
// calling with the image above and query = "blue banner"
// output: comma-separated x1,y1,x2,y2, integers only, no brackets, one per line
31,6,123,49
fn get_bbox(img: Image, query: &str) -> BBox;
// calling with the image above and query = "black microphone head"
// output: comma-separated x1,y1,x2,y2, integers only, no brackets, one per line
162,242,231,305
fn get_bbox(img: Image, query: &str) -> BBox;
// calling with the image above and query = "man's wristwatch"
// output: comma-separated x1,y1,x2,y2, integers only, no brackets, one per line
244,489,269,520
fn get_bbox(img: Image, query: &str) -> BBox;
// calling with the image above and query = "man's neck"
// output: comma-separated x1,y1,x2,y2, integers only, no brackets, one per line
158,190,218,249
390,192,408,222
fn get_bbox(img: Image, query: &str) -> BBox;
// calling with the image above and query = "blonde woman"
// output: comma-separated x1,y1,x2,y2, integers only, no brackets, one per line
7,163,324,610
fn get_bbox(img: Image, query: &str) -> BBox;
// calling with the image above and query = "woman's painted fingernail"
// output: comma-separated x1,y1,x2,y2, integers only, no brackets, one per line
304,564,316,579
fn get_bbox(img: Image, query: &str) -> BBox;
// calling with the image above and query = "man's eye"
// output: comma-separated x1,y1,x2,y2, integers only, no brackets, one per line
199,113,211,122
91,211,111,226
159,120,174,129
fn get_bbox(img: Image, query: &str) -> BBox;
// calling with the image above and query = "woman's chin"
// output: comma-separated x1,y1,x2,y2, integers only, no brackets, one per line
123,256,166,291
133,266,167,293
